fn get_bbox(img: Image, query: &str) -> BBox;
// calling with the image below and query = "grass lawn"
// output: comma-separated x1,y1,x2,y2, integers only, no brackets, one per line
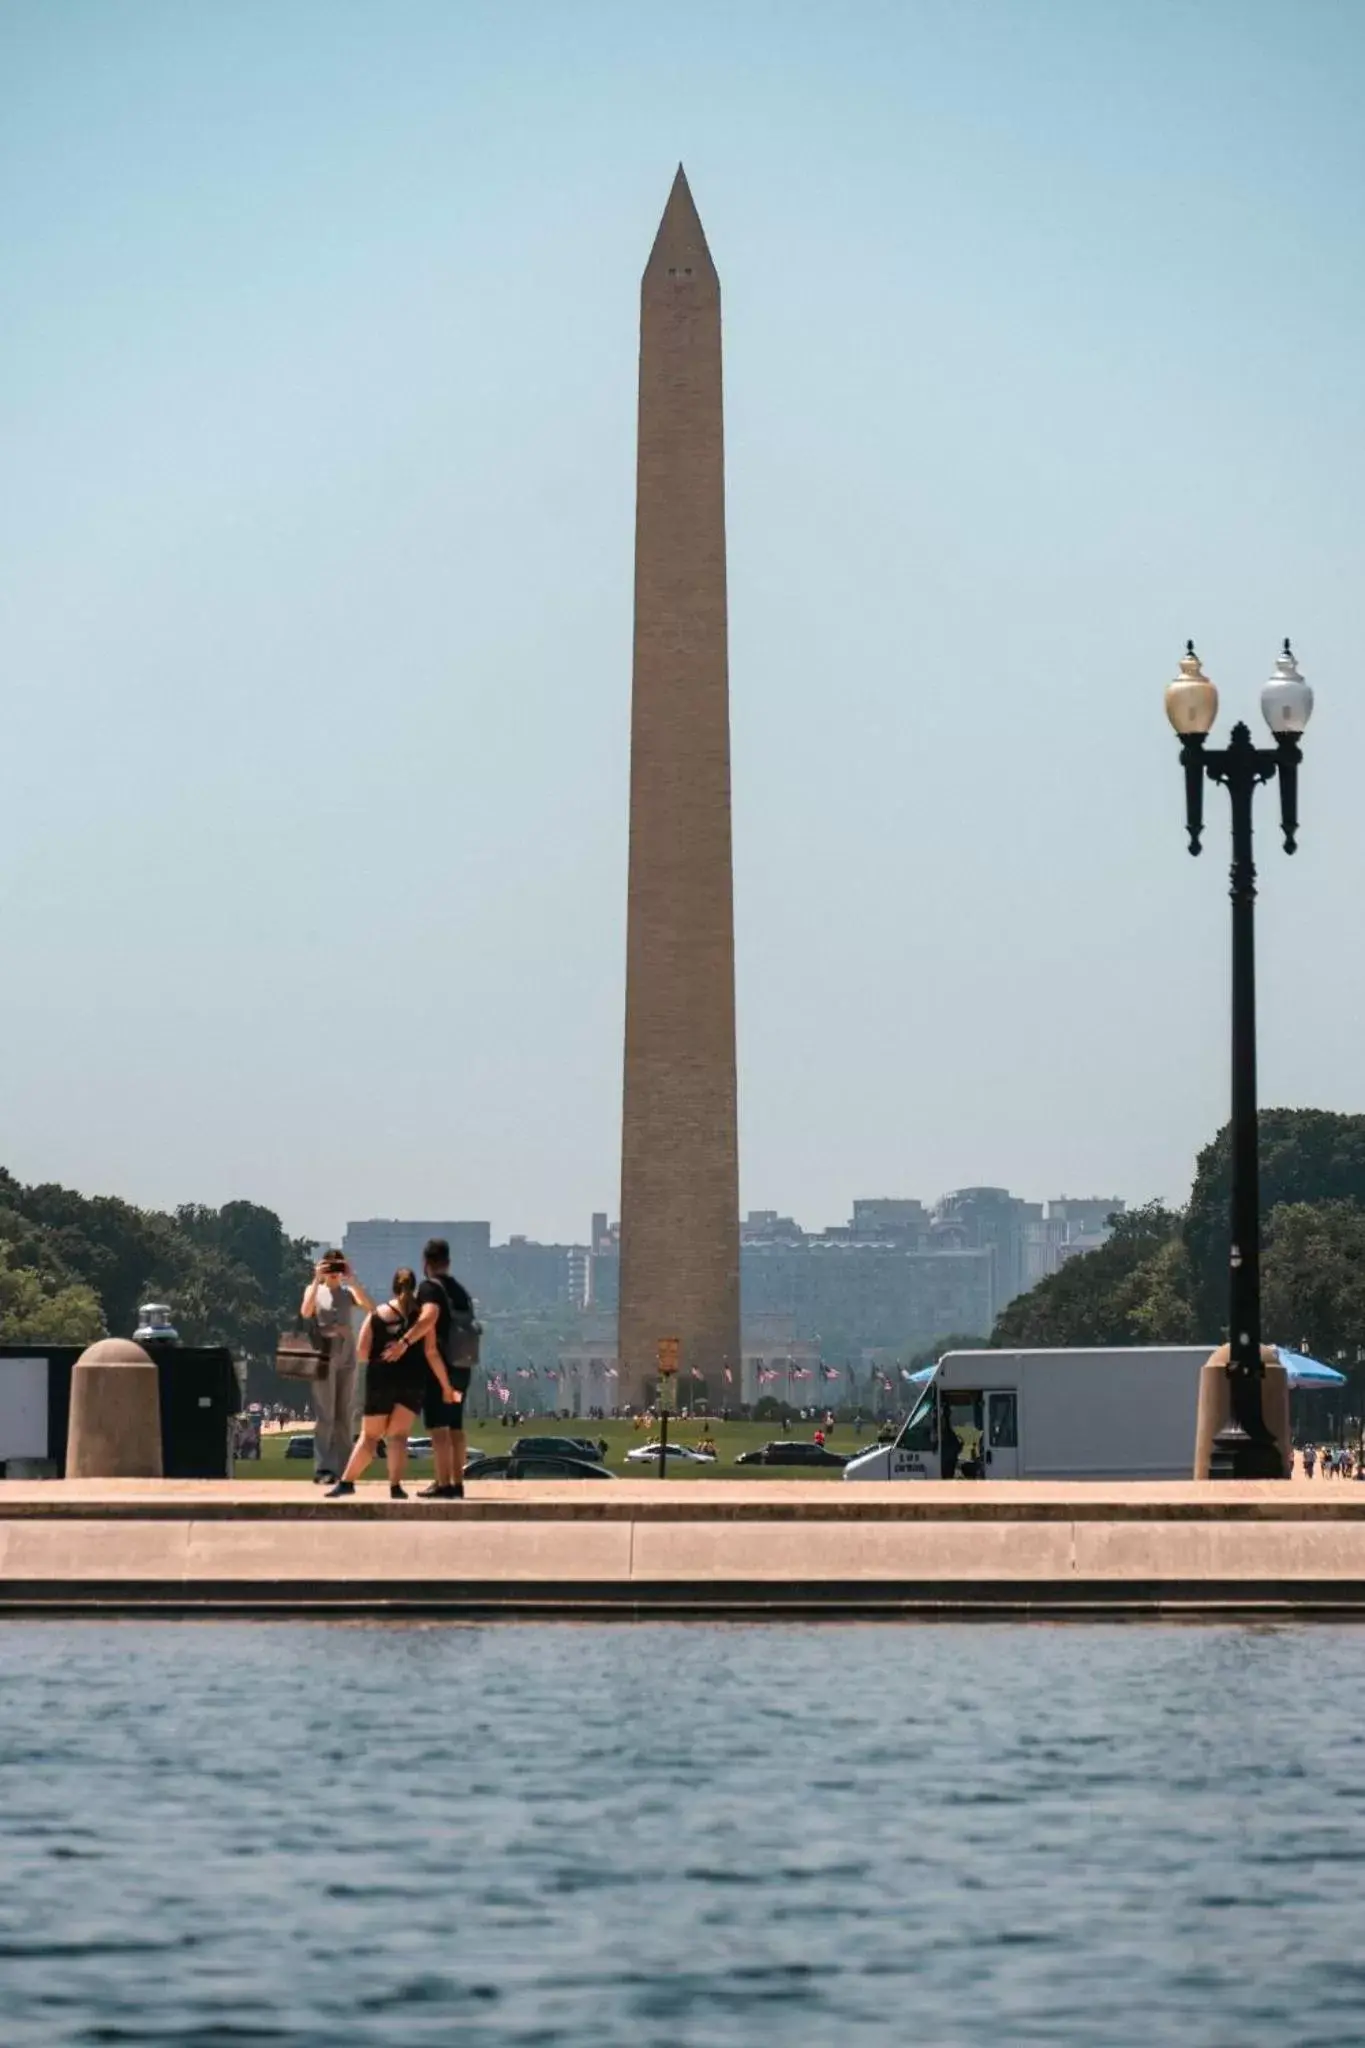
236,1413,886,1482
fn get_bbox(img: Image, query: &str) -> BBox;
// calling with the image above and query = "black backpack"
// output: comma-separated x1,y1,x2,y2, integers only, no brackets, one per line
436,1275,482,1367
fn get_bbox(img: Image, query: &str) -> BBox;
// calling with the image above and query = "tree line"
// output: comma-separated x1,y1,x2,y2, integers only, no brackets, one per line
0,1168,313,1365
994,1109,1365,1374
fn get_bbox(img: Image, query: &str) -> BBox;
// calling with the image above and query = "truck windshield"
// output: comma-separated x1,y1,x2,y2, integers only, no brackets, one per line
896,1391,938,1453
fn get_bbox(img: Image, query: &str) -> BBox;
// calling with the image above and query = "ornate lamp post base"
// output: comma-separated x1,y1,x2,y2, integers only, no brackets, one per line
1209,1416,1284,1481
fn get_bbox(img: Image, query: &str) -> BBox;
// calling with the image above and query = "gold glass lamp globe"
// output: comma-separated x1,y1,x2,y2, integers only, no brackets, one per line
1165,641,1218,736
1261,640,1313,735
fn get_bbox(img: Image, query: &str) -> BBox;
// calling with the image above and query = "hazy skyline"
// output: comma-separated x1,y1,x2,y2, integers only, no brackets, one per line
4,1,1363,1244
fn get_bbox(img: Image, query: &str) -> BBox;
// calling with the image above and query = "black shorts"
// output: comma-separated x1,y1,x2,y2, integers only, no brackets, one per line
364,1361,427,1419
423,1366,472,1431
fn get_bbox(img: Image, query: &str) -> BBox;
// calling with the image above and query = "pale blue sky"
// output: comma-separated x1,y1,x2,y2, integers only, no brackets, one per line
3,0,1363,1244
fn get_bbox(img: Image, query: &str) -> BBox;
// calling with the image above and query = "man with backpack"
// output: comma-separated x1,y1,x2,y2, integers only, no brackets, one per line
383,1237,479,1500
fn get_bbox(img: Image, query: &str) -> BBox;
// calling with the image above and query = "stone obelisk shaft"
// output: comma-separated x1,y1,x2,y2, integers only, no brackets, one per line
619,167,740,1405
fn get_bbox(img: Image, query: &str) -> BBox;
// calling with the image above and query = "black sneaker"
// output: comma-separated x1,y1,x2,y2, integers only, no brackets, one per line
448,1481,465,1501
417,1482,445,1499
324,1480,355,1499
389,1483,408,1501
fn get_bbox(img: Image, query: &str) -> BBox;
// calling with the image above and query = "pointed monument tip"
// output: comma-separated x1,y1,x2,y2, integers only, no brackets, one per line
645,163,715,282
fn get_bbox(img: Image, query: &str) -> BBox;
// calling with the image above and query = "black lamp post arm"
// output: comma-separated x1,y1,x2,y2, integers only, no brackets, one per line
1274,734,1302,853
1179,734,1207,855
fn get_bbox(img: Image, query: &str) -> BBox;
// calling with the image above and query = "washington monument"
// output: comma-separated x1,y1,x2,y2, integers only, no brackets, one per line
618,166,741,1405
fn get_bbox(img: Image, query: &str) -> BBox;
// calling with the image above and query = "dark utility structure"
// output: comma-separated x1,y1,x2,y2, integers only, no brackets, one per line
0,1344,240,1478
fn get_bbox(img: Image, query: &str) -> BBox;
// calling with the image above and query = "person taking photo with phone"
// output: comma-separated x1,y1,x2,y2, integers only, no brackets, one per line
300,1252,374,1485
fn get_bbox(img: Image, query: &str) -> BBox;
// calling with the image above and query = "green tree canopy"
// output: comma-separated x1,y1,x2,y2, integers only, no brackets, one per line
993,1203,1196,1348
0,1246,103,1345
1185,1110,1365,1334
993,1108,1365,1355
0,1169,311,1364
1260,1201,1365,1364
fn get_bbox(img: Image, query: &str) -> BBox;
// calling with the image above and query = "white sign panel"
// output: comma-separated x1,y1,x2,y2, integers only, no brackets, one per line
0,1357,49,1462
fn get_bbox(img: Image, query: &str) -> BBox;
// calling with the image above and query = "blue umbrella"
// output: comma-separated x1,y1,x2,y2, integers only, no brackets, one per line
1277,1347,1348,1388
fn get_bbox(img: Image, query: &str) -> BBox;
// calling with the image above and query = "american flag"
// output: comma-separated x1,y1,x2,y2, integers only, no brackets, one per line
791,1366,812,1383
819,1364,840,1382
723,1366,733,1385
515,1366,536,1380
494,1382,511,1404
757,1368,778,1385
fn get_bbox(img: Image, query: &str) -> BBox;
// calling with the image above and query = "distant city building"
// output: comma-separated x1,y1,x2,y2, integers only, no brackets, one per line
590,1191,1124,1363
343,1219,589,1315
930,1188,1040,1318
344,1192,1124,1395
848,1199,930,1242
1022,1196,1127,1287
342,1221,492,1303
740,1235,994,1350
740,1210,807,1246
588,1218,620,1310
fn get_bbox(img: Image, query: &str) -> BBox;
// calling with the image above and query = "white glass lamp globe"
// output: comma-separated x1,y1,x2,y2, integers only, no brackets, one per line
1165,642,1218,736
1261,640,1313,735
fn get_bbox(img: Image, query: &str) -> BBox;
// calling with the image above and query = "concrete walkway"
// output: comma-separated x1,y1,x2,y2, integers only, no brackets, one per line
2,1479,1364,1615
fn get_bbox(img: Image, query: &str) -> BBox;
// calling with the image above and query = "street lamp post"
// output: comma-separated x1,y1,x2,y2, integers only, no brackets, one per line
1166,640,1314,1478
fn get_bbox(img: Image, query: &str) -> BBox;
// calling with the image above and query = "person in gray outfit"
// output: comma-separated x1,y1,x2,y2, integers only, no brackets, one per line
300,1252,374,1484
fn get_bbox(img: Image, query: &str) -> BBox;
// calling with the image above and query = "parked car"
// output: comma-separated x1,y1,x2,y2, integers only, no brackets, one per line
448,1446,611,1481
463,1453,511,1478
284,1434,315,1461
625,1442,716,1465
734,1441,848,1468
506,1454,613,1480
510,1436,608,1462
378,1434,434,1456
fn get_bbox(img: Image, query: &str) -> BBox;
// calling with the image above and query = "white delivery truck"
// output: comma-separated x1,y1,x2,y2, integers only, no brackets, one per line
843,1347,1212,1483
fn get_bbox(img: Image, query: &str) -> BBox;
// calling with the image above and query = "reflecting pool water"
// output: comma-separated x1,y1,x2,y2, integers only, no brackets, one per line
2,1620,1364,2045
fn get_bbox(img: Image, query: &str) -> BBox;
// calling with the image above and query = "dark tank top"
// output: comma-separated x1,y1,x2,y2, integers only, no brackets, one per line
370,1301,414,1360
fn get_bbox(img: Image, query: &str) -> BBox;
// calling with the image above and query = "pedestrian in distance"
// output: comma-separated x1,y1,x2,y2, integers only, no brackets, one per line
1303,1443,1316,1479
325,1269,455,1500
940,1409,963,1480
300,1252,374,1485
383,1237,479,1500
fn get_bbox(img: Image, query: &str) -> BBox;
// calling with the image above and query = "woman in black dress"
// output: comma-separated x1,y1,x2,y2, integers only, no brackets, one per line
326,1269,444,1499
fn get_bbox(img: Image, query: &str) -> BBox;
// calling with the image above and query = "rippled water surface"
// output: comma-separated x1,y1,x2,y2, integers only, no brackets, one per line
3,1621,1365,2045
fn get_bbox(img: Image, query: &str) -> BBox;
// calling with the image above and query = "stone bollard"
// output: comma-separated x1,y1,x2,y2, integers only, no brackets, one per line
67,1338,164,1479
1193,1344,1291,1479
